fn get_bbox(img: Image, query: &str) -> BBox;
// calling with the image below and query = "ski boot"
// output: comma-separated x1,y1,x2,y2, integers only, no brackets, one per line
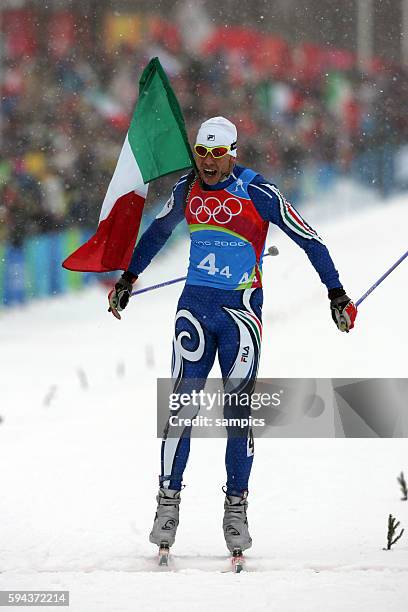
149,488,181,564
223,491,252,571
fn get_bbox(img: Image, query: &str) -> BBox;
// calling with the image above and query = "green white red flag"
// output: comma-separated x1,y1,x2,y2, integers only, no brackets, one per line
62,57,193,272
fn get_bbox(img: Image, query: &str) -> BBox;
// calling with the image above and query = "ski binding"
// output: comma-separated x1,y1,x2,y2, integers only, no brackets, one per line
158,541,170,566
231,547,245,573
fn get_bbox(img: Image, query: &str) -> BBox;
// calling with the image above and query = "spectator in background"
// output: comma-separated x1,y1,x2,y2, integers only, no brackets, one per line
1,9,407,248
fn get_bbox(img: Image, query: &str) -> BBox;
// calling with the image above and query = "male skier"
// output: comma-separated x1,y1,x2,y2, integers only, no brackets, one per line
108,116,357,557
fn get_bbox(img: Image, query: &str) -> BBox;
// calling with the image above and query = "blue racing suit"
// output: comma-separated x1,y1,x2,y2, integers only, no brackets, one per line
128,165,342,495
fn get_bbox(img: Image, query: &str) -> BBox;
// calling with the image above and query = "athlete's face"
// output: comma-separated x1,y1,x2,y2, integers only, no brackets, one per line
194,150,235,186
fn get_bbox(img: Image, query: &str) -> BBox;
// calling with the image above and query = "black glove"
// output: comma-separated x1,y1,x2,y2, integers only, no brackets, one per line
329,288,357,333
108,271,137,320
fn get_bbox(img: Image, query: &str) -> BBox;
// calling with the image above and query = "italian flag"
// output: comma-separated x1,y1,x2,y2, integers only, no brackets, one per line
62,58,194,273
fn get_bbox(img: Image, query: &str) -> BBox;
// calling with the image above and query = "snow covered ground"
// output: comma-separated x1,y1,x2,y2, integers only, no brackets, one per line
0,191,407,611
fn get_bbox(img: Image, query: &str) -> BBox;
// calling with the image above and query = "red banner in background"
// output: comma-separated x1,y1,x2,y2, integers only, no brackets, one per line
2,9,37,58
202,25,261,57
147,16,182,54
253,37,292,79
325,48,355,71
48,11,76,59
200,24,367,80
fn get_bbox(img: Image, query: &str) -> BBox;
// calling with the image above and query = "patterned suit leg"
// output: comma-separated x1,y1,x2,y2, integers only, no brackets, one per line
217,289,263,496
160,300,217,490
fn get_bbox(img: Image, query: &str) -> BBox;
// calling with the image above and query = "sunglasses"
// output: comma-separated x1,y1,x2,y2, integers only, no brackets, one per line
194,143,236,159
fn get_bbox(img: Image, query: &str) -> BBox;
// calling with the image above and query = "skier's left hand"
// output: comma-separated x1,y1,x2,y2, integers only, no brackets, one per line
329,289,357,333
108,271,137,320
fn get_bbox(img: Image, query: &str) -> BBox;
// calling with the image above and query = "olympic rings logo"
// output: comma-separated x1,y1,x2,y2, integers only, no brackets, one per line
188,196,242,224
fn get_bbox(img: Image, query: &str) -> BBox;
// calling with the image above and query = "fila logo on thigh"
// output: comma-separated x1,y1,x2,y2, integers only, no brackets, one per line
241,346,251,362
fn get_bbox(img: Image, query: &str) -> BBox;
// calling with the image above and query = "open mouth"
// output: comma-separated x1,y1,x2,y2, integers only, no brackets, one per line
203,169,217,178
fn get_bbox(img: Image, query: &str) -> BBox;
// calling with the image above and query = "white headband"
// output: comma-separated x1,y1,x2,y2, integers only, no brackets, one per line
195,116,237,157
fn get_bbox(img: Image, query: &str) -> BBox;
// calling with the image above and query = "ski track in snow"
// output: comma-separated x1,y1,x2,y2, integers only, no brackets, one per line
1,191,408,611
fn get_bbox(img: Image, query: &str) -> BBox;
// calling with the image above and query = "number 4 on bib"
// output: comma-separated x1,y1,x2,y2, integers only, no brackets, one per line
239,272,250,284
197,253,219,276
197,253,232,279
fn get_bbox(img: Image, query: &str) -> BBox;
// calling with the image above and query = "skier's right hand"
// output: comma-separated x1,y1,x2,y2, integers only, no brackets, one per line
108,271,137,320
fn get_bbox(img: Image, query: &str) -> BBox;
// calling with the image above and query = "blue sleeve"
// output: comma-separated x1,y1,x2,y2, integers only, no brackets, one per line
127,175,188,276
248,176,342,291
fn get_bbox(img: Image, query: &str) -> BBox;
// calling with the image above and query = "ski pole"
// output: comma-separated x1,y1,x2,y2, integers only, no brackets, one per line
356,249,408,307
131,245,279,297
131,275,186,297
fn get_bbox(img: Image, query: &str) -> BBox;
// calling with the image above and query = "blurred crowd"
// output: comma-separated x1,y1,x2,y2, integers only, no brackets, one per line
1,10,408,247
